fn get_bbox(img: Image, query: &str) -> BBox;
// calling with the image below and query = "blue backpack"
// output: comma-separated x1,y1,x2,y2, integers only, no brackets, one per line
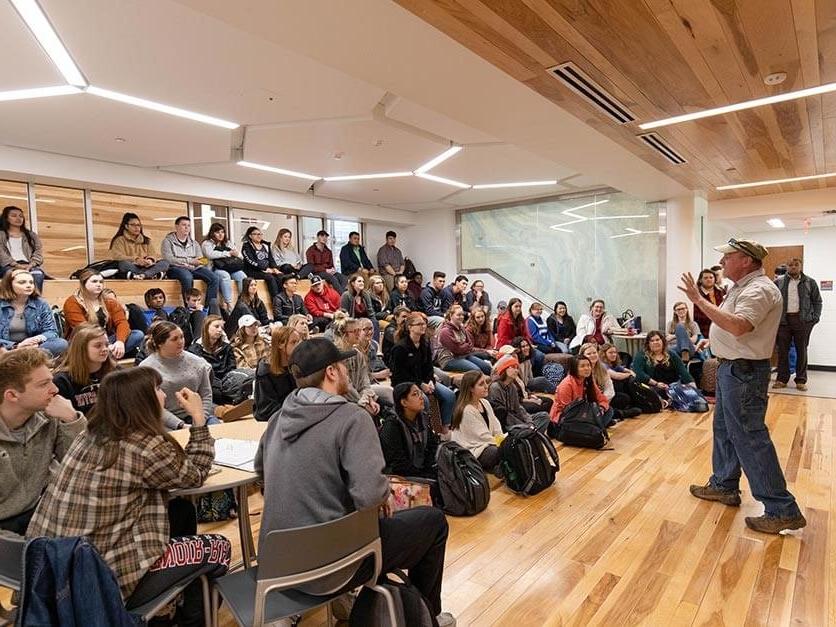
667,382,709,413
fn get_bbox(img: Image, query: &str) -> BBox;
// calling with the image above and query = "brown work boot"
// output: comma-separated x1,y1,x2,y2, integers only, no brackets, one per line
795,381,807,391
689,482,741,506
745,512,807,534
772,381,786,389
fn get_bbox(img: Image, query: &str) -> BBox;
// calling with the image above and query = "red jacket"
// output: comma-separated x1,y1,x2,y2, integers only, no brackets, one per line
549,375,609,422
437,321,475,357
304,285,341,317
305,244,334,273
495,313,530,349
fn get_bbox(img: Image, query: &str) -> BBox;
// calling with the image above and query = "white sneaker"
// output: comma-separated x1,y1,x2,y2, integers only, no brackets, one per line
437,612,456,626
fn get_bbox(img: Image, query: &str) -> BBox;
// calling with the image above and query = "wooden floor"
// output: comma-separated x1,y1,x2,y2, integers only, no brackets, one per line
206,393,832,626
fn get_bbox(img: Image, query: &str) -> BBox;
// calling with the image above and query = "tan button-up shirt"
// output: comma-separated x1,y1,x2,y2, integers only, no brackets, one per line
709,269,782,360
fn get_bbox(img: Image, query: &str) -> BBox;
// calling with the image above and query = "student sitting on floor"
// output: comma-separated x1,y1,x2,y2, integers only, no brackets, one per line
0,348,85,535
466,305,496,359
231,314,270,370
632,330,696,398
63,269,144,359
579,342,641,420
226,277,270,337
549,355,613,431
488,355,550,432
255,338,454,626
53,322,119,416
26,368,231,627
451,370,504,475
253,326,302,422
547,301,576,349
0,269,67,356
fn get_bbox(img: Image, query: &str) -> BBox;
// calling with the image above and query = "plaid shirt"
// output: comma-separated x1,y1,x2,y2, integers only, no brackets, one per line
27,425,214,598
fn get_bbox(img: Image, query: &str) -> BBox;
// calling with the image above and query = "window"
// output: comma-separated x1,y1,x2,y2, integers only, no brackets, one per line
192,204,229,242
91,192,188,261
32,185,87,279
231,208,297,252
328,219,361,273
300,216,324,259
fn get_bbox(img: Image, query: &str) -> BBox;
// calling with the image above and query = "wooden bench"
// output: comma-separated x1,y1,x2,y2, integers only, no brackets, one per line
41,278,311,321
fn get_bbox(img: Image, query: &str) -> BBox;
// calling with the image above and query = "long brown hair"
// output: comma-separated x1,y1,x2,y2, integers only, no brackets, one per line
465,305,490,336
568,356,598,403
86,368,182,469
643,330,669,365
671,301,692,325
54,322,118,385
0,269,40,301
145,320,180,353
274,227,295,250
238,277,263,309
200,315,226,351
75,268,109,325
451,370,485,430
269,326,301,374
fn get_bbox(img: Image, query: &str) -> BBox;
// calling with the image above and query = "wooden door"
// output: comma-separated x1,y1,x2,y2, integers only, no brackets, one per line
763,244,804,279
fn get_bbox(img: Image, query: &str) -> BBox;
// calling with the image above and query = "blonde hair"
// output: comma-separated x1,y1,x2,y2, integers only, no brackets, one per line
75,268,109,325
287,314,310,340
54,322,117,385
579,342,609,392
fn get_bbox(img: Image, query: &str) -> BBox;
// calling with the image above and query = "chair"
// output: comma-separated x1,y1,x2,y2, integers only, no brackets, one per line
127,575,212,627
212,508,397,627
0,532,25,591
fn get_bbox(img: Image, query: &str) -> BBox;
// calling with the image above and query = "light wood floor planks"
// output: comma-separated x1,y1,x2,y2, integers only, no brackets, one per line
2,394,830,626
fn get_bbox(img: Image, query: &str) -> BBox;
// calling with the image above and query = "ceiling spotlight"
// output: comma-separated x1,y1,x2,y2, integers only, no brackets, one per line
87,86,239,129
324,172,413,182
414,146,463,175
237,160,321,181
10,0,87,87
472,180,558,189
767,218,786,228
0,85,81,102
332,152,344,160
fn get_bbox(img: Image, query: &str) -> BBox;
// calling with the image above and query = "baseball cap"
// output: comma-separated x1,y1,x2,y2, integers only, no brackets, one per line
238,314,258,328
316,230,329,237
497,300,508,310
714,237,768,261
308,274,323,285
289,337,356,378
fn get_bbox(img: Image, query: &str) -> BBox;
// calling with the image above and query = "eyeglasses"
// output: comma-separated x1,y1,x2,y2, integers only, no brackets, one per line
251,232,263,237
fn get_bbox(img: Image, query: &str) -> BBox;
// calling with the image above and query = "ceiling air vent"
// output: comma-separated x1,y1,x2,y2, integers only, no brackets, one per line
548,62,636,124
637,132,687,165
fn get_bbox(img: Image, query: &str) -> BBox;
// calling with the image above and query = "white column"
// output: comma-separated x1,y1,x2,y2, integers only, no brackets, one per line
665,192,706,319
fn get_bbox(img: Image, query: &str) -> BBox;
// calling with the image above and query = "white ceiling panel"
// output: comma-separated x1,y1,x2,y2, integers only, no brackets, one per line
444,185,571,208
385,200,458,212
163,162,314,194
0,93,230,167
432,144,575,185
245,119,445,178
385,98,498,145
0,0,64,87
40,0,385,125
316,175,457,205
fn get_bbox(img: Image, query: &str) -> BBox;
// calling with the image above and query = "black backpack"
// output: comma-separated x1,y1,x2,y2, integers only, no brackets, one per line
168,306,195,346
350,569,438,627
628,379,663,414
553,399,610,449
435,441,490,516
51,305,66,339
500,424,559,495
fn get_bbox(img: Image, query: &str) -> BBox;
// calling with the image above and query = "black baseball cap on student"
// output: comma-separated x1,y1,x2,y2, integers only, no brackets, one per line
316,230,329,237
289,338,356,377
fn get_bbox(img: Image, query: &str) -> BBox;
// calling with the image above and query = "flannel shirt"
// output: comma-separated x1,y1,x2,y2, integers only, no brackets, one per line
27,425,214,598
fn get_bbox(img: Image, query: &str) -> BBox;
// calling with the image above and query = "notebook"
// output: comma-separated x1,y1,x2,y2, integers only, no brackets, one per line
213,438,259,472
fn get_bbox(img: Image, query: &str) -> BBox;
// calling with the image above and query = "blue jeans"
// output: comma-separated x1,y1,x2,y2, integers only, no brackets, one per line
117,259,170,277
41,337,68,356
167,265,220,312
423,383,455,426
445,355,491,374
673,323,697,356
109,330,144,356
214,269,247,305
710,359,800,518
532,348,545,376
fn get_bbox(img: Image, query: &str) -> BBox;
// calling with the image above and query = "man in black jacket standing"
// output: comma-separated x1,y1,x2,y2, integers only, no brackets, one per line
773,258,822,391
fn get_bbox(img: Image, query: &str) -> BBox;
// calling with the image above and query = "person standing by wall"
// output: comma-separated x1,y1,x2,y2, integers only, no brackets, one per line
773,258,822,392
679,238,805,534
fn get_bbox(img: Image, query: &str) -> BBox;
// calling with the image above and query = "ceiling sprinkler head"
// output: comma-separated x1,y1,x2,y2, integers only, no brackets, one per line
764,72,787,86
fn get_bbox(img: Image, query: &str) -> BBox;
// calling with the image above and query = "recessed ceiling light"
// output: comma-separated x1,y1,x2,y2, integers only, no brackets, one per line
114,137,126,143
0,85,81,102
237,160,321,181
416,172,471,189
767,218,786,228
640,81,836,130
472,180,558,189
414,146,463,175
10,0,87,87
86,86,239,129
716,171,836,190
324,172,413,182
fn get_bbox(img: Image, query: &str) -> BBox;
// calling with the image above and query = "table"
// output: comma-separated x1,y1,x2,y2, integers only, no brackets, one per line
170,420,266,568
612,332,647,357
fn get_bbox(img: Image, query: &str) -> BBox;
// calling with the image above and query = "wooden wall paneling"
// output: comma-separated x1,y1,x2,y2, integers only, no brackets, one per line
0,180,29,216
792,0,826,177
90,192,187,261
816,0,836,173
32,185,87,279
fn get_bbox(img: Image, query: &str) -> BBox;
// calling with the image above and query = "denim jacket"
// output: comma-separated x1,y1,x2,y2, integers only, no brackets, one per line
0,297,58,348
17,536,138,626
775,273,822,324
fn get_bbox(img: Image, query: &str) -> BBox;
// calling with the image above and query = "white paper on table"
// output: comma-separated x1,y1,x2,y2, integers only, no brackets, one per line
213,438,259,472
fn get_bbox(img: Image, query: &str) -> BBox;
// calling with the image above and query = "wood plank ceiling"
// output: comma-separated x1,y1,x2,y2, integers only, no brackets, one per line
394,0,836,199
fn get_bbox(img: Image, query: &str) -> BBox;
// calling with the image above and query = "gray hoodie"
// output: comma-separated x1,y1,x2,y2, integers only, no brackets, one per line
161,232,203,267
255,387,389,546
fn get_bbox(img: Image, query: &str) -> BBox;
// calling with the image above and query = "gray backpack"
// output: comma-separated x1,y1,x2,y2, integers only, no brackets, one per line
349,569,437,627
435,441,490,516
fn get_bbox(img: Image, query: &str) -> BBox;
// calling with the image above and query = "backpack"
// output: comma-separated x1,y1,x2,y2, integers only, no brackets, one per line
168,306,195,346
125,303,149,334
435,441,490,516
700,357,719,395
69,259,121,279
627,379,663,414
403,258,417,280
553,399,610,449
51,305,66,339
541,362,565,390
667,382,709,413
196,488,237,522
499,424,559,495
350,569,438,627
